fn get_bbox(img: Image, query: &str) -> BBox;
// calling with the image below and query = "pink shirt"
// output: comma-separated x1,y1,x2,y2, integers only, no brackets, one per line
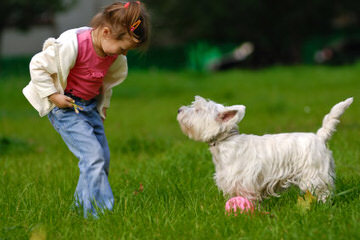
65,29,118,100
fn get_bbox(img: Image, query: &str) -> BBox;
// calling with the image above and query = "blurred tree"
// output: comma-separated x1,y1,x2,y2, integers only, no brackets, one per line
149,0,360,66
0,0,76,54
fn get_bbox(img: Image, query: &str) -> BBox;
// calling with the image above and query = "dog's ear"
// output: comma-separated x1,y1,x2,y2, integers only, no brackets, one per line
232,105,246,122
217,105,246,124
217,110,238,122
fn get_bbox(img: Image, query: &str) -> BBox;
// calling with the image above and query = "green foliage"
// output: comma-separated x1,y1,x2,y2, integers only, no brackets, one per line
187,42,222,71
149,0,360,64
1,65,360,239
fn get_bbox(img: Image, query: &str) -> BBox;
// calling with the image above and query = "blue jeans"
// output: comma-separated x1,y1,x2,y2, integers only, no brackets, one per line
48,98,114,218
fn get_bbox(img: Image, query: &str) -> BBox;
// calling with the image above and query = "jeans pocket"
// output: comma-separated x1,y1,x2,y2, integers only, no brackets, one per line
54,106,73,114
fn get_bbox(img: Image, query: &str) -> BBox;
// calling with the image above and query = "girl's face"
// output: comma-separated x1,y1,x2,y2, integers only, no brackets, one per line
95,27,138,57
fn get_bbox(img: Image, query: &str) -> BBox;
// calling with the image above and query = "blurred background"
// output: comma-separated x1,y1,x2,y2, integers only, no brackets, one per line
0,0,360,71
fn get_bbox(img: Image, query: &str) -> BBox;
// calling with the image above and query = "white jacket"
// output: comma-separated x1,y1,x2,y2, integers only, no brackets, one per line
22,27,128,119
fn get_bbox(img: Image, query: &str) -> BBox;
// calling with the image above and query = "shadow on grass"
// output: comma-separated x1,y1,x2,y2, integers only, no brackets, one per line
0,136,34,156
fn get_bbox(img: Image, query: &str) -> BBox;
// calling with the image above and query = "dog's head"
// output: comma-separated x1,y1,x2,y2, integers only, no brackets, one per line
177,96,246,142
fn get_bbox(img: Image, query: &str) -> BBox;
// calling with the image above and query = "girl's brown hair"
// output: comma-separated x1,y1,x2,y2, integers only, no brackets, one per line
91,1,150,49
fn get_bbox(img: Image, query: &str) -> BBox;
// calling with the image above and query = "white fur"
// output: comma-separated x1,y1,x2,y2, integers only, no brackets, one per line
177,96,353,202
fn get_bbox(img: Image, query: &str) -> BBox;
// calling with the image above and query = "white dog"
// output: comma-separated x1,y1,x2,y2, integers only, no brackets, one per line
177,96,353,203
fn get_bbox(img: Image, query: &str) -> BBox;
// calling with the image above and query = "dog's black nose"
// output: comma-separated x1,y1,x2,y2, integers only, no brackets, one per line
178,108,182,114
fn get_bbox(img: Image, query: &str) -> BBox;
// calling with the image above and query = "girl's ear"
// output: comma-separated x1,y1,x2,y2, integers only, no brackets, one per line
102,27,112,39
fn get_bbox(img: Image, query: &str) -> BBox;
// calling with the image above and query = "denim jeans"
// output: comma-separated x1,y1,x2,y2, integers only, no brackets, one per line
48,99,114,218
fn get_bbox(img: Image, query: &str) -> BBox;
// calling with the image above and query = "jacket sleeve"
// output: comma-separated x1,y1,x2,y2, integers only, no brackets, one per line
97,55,128,117
29,40,60,98
23,29,79,117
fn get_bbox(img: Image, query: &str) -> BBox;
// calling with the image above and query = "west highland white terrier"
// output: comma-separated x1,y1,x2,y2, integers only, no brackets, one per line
177,96,353,207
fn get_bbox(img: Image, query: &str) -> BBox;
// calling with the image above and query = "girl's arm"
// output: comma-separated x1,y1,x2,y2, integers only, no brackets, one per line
97,55,128,119
29,38,76,109
29,44,60,98
23,28,79,116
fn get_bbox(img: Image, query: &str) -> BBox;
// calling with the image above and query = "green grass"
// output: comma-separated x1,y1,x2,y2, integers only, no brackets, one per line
1,64,360,239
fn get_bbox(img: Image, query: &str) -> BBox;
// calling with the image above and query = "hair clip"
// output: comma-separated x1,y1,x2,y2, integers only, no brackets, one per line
124,1,140,9
130,19,141,32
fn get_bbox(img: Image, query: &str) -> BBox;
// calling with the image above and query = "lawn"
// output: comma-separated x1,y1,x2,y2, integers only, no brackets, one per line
1,64,360,239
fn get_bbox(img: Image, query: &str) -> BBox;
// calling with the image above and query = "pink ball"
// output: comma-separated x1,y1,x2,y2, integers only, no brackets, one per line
225,196,255,215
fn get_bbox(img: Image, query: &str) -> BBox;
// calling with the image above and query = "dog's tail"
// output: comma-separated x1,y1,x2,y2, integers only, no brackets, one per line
316,97,353,143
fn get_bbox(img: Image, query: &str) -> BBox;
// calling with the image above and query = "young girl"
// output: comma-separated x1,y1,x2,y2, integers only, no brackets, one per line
22,1,150,217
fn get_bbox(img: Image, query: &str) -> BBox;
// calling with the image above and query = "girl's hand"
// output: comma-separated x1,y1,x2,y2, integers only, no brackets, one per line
48,93,75,108
102,107,107,121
